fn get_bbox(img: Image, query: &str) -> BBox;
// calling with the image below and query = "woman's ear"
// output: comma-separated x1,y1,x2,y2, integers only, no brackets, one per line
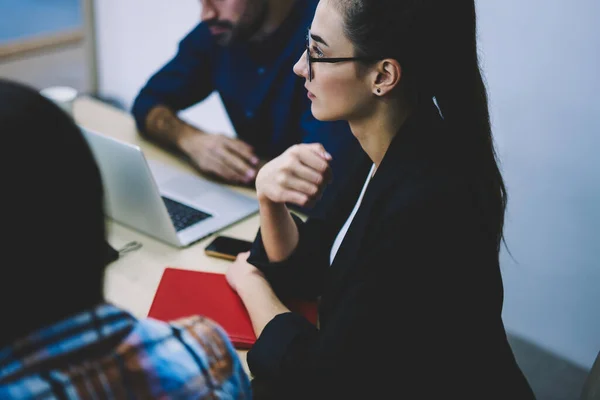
373,59,402,96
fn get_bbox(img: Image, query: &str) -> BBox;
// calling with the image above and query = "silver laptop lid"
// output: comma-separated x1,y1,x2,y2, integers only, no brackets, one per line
81,127,259,247
81,127,181,246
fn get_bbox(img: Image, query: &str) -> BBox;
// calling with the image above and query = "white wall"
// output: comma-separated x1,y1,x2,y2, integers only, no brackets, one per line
95,0,600,368
477,0,600,369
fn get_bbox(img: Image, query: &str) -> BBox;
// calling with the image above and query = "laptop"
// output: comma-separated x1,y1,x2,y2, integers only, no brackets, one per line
81,127,259,247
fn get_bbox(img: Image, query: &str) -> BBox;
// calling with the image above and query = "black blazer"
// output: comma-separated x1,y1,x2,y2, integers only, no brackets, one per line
247,104,535,399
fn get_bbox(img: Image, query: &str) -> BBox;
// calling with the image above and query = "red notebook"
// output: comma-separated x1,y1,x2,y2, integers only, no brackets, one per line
148,268,318,349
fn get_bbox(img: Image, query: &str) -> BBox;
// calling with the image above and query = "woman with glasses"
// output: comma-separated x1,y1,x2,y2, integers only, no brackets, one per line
226,0,536,398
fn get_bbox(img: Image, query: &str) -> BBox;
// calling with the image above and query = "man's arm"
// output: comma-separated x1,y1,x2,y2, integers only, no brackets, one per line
131,24,215,136
131,24,260,184
144,105,199,151
144,105,260,184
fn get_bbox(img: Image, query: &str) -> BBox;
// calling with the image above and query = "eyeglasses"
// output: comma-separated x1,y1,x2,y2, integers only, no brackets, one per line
305,35,378,82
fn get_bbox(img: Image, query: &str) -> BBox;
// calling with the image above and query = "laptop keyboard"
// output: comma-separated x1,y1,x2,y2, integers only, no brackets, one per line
162,197,212,232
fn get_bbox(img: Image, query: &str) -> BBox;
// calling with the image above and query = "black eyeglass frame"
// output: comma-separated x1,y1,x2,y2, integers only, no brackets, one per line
305,42,379,82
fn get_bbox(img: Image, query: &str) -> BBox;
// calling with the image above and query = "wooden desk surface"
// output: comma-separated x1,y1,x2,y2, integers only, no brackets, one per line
73,96,258,373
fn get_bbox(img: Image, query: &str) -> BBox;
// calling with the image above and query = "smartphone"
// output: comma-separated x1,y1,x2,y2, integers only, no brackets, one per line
204,235,253,261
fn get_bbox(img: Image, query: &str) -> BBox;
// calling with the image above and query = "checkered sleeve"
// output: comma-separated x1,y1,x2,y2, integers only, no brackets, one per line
172,316,252,399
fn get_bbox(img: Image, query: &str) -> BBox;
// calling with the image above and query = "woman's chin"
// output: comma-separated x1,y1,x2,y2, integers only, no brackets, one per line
311,104,339,122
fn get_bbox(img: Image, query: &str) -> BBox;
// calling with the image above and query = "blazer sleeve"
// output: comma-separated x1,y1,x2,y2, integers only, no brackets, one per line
131,24,216,133
247,185,508,398
247,213,333,301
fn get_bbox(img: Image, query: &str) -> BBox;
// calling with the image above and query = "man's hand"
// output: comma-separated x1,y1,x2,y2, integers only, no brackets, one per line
179,128,261,184
144,105,261,185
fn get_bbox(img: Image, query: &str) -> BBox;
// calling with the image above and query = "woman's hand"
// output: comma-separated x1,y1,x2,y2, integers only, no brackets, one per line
255,143,333,208
225,251,290,338
226,251,265,294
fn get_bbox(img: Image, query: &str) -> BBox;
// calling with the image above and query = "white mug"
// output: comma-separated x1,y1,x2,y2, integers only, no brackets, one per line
40,86,78,117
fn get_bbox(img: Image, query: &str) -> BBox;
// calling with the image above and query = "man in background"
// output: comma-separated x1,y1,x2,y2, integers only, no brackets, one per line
132,0,359,201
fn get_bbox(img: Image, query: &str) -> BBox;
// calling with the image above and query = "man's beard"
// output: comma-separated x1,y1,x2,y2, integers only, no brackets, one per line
207,1,269,46
206,20,235,46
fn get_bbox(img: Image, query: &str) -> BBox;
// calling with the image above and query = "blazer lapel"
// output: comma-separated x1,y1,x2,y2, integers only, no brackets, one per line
323,105,442,307
324,162,386,303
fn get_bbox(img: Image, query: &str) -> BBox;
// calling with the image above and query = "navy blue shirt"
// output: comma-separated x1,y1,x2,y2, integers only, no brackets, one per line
132,0,361,190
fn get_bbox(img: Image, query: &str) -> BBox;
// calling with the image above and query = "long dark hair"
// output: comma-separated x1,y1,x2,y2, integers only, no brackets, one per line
335,0,507,254
0,79,106,342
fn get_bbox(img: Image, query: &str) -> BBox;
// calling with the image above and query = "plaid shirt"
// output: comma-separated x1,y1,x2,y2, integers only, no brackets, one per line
0,304,251,399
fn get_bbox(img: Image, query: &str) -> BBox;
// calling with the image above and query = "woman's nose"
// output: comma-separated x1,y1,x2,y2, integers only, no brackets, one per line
293,50,308,79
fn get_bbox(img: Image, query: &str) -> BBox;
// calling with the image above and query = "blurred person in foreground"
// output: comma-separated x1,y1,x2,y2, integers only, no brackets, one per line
0,78,251,400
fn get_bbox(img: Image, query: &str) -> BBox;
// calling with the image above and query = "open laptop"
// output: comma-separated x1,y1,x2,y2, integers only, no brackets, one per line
81,127,259,247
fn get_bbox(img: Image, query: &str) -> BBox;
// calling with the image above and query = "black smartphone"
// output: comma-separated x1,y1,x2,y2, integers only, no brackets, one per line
205,235,253,261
